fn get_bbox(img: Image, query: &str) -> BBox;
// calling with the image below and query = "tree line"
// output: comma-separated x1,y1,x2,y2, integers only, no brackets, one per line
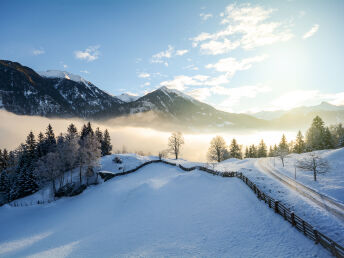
207,115,344,163
0,122,112,204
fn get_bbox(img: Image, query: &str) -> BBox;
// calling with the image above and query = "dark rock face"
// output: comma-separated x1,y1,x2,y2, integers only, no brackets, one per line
0,60,123,118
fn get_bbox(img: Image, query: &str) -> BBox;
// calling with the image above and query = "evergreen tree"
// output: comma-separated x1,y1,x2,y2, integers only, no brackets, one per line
26,131,37,160
277,134,289,167
66,123,78,141
293,130,306,154
257,139,267,158
323,127,334,149
306,116,326,150
43,124,56,154
95,127,103,144
279,134,289,153
36,132,45,158
0,170,10,202
0,149,3,171
101,129,112,156
80,122,94,140
248,144,258,158
268,146,274,157
244,146,249,159
229,139,242,159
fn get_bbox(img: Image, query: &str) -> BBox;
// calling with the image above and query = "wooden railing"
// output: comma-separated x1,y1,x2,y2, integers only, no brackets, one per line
98,159,344,257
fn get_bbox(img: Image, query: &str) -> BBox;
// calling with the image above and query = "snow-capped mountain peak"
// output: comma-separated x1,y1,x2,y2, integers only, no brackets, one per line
116,93,139,103
38,70,89,86
158,86,196,102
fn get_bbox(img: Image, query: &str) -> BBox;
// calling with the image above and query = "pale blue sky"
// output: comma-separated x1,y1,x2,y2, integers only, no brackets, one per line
1,0,344,113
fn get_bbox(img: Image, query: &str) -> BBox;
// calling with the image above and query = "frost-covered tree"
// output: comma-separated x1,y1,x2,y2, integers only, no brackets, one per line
78,134,101,184
229,139,242,159
293,130,306,154
207,136,229,162
168,132,184,159
35,152,63,195
296,153,330,181
257,139,267,158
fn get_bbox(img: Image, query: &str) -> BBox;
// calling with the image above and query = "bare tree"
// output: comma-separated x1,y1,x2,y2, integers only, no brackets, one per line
168,132,185,159
296,153,330,181
276,148,289,167
207,136,229,162
158,150,169,160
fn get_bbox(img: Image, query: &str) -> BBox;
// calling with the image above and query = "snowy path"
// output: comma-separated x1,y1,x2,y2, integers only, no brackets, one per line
0,163,329,257
256,158,344,222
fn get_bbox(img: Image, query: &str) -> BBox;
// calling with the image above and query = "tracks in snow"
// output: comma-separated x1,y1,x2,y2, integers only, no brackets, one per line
256,158,344,222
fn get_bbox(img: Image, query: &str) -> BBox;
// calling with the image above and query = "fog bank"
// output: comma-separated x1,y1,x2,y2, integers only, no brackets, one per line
0,110,297,161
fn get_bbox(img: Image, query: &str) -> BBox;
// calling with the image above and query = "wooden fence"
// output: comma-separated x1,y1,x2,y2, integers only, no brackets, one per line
99,159,344,257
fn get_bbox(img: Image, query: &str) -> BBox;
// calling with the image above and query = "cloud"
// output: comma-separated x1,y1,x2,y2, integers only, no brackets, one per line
206,54,268,77
80,70,89,74
211,84,271,112
138,72,150,78
63,64,68,68
200,39,240,55
329,92,344,106
200,13,213,21
74,45,100,62
187,87,211,101
160,75,209,91
303,24,319,39
192,3,293,53
151,45,174,64
176,49,188,56
183,64,199,71
33,49,45,55
151,45,189,65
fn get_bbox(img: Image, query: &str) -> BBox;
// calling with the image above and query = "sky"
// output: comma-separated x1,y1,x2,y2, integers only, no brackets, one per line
1,0,344,113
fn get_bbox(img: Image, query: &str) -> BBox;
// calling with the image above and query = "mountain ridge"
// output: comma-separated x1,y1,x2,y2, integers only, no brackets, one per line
1,60,343,131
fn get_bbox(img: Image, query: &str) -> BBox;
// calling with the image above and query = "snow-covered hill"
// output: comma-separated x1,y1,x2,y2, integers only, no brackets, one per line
0,155,329,257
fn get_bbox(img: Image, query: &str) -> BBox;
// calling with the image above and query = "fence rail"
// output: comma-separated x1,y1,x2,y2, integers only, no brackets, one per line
98,158,344,257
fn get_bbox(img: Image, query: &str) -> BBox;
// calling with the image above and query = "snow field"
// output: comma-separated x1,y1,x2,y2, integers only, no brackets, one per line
0,163,329,257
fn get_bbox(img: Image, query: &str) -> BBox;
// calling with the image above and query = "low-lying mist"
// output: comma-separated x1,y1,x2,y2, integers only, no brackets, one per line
0,110,297,162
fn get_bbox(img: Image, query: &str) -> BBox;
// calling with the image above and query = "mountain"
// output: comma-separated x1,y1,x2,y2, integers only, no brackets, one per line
252,102,344,120
0,60,267,131
120,86,267,130
0,60,123,118
116,93,139,103
251,102,344,130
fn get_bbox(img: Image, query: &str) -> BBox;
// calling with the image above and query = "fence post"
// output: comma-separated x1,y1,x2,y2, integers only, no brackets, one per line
302,220,306,235
291,212,296,226
274,201,279,213
331,241,337,256
314,229,319,244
